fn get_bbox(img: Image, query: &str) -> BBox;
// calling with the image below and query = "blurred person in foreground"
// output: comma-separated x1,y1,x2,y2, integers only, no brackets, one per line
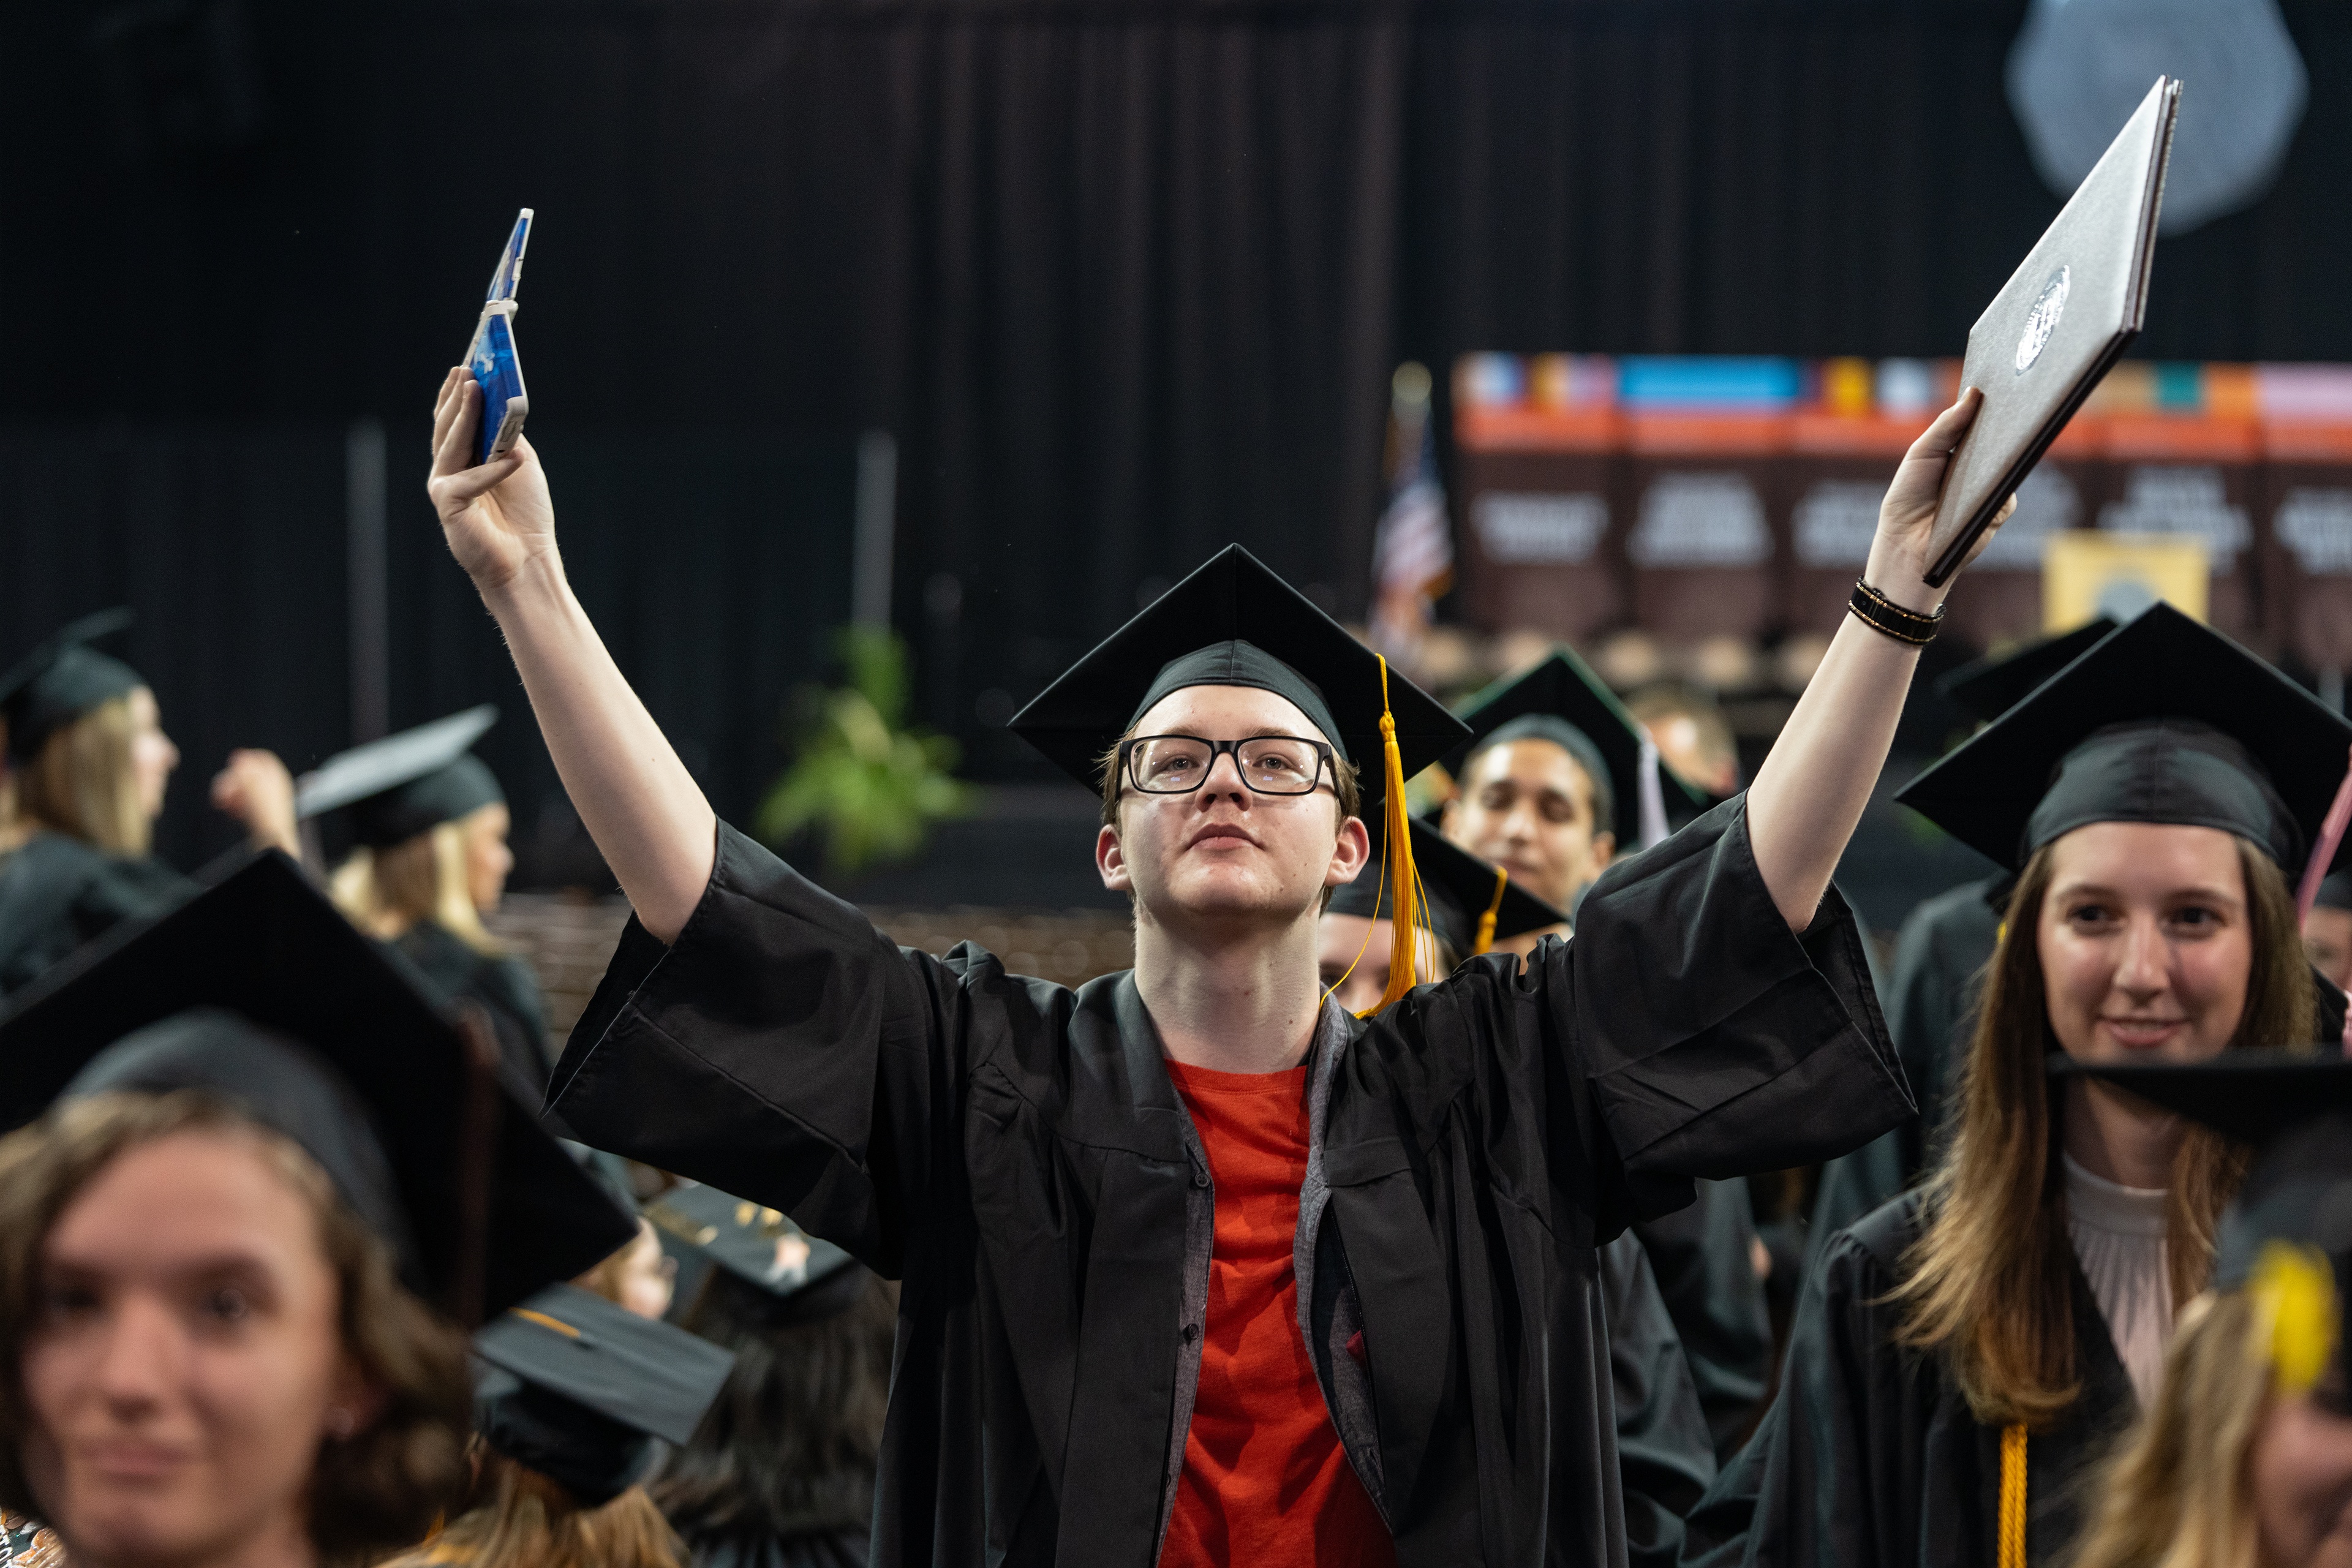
428,361,2005,1564
381,1283,730,1568
0,850,633,1568
646,1183,895,1568
2060,1054,2352,1568
0,611,300,999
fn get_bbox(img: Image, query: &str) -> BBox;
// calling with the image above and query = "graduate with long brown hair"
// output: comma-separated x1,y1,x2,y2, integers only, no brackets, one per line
1685,606,2350,1568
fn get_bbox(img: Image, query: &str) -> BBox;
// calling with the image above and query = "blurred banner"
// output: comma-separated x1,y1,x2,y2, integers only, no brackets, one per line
1452,353,2352,683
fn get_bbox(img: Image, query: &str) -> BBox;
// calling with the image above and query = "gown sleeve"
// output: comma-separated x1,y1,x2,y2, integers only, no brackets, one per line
1605,1230,1718,1568
1553,796,1912,1200
544,823,993,1274
1679,1210,1939,1568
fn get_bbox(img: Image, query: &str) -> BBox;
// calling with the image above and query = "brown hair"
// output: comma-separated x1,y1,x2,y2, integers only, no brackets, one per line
1893,835,2314,1428
380,1456,685,1568
17,696,148,857
0,1091,473,1566
2066,1288,2272,1568
331,810,503,957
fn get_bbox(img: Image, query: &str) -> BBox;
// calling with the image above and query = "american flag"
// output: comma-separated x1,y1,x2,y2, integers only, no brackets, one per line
1371,368,1452,660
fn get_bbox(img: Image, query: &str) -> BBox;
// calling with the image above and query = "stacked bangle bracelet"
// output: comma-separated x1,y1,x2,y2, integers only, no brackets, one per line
1847,579,1944,646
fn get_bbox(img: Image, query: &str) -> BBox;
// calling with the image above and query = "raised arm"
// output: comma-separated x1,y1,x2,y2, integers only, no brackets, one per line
1745,390,2013,931
426,369,715,941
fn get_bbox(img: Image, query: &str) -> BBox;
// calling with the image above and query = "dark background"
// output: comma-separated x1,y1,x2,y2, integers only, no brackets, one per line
5,0,2348,887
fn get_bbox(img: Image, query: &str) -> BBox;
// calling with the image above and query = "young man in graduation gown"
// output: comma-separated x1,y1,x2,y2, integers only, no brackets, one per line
1324,820,1719,1567
1803,619,2116,1274
1439,652,1773,1457
426,366,2007,1566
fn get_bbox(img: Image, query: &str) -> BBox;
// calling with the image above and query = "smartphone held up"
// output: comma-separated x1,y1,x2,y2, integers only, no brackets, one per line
465,208,534,467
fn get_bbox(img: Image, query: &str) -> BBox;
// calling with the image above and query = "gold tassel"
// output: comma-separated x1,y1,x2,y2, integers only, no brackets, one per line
1472,867,1507,956
1998,1423,2027,1568
1365,656,1427,1019
2253,1240,2339,1399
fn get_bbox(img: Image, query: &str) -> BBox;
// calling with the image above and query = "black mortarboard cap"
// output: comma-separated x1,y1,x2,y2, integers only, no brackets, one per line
1444,650,1708,842
1008,546,1466,798
0,851,634,1319
296,706,506,849
1326,816,1565,956
472,1282,736,1505
1934,618,2118,725
643,1181,864,1321
0,609,143,764
1896,604,2352,870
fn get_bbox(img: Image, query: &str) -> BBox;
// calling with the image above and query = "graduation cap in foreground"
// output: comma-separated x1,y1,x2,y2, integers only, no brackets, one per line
1011,545,1469,1014
295,706,505,849
1896,603,2352,871
1934,618,2117,725
1327,816,1565,962
473,1282,735,1506
1443,650,1707,850
2059,1051,2352,1403
0,851,635,1320
643,1180,867,1322
0,609,142,763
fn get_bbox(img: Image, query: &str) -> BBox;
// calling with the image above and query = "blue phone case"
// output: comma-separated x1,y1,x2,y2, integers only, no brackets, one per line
466,210,533,466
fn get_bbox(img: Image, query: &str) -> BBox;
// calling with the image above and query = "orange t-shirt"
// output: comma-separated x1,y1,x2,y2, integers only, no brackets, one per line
1158,1059,1396,1568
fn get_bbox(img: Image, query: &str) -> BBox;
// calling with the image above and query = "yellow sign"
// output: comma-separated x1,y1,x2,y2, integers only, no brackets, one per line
2042,532,2209,631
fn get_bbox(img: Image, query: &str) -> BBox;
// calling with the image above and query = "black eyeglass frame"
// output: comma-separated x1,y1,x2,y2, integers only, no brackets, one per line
1114,734,1338,797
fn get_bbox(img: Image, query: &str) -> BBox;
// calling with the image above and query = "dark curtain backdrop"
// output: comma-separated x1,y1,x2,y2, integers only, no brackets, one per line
5,0,2351,864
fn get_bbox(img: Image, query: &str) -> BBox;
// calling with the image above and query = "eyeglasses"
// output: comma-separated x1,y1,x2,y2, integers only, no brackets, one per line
1117,734,1335,796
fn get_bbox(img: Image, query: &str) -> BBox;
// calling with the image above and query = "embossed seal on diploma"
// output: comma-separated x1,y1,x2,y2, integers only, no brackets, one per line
2015,266,2070,374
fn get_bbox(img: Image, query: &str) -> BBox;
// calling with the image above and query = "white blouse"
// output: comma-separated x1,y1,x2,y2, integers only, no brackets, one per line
2064,1153,2173,1408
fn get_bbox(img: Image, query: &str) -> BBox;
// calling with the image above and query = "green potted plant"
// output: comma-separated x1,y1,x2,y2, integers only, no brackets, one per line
755,627,971,875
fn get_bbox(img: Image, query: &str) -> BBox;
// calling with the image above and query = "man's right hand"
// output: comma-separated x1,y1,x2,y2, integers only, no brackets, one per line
428,367,558,598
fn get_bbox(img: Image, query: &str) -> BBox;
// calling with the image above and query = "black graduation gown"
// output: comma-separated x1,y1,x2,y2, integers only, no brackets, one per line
1682,1196,2137,1568
388,920,554,1092
0,831,190,1000
1803,878,2002,1280
1605,1232,1717,1568
548,799,1910,1568
1631,1180,1771,1456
